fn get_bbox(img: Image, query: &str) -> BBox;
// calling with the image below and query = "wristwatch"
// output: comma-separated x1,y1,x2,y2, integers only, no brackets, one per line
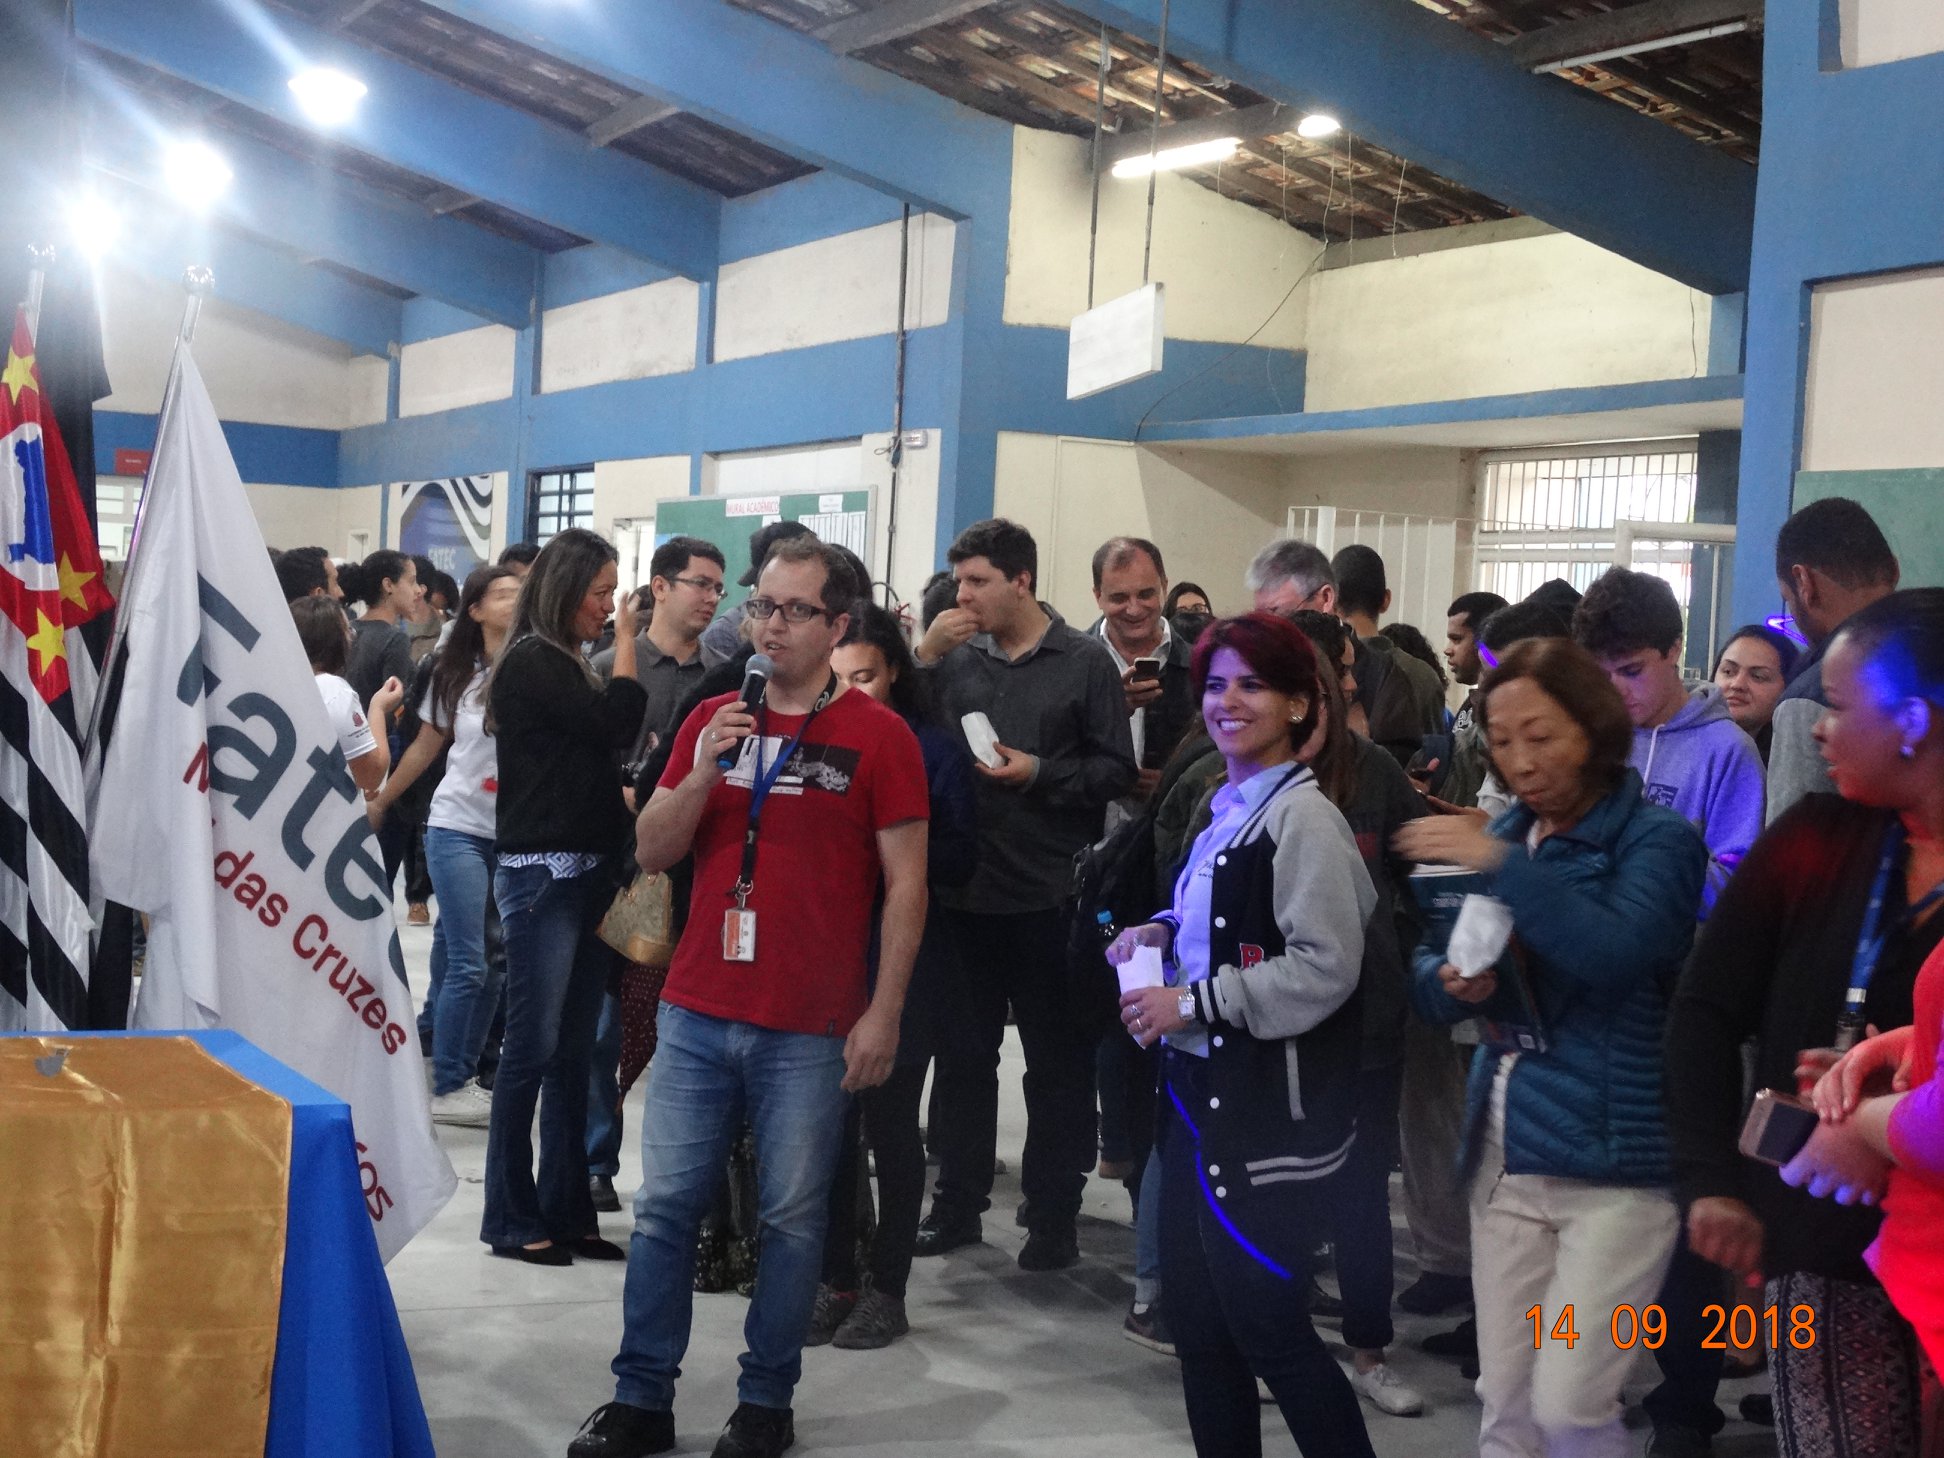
1177,990,1197,1025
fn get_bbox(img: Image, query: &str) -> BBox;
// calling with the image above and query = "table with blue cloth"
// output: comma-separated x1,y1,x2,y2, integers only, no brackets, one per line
1,1028,435,1458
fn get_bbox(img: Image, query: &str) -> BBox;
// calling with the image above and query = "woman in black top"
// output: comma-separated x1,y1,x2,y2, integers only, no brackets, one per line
481,529,646,1265
341,549,423,888
1669,595,1944,1456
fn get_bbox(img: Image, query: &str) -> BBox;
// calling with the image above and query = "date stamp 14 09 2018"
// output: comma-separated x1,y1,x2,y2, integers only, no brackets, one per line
1524,1304,1819,1351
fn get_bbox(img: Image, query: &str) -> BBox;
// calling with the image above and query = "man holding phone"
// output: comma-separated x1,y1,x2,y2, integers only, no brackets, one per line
1088,536,1197,812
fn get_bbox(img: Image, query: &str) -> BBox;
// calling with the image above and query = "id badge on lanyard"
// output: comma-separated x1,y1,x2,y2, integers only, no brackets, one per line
1837,824,1944,1051
722,675,834,966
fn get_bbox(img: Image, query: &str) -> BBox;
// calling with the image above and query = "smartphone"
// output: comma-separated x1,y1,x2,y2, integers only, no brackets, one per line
1131,656,1163,682
1738,1089,1819,1166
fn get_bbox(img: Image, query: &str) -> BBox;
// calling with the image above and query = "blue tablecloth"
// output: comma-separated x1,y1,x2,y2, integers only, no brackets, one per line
53,1030,437,1458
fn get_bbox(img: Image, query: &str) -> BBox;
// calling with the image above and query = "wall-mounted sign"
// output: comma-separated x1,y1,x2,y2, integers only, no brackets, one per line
113,449,152,477
1067,282,1166,401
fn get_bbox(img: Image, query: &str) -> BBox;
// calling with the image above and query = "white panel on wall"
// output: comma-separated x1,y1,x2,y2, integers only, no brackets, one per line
245,482,383,558
398,325,516,417
1303,232,1710,413
594,455,690,580
713,215,955,362
346,356,391,428
1841,0,1944,66
1005,128,1318,349
541,280,700,394
705,440,868,496
1803,267,1944,472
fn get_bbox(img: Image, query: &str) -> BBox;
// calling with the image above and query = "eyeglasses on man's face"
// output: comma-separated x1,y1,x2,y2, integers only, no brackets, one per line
669,575,726,599
742,597,834,625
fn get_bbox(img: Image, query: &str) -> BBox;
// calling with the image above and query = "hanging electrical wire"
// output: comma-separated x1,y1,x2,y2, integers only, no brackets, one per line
1140,0,1171,286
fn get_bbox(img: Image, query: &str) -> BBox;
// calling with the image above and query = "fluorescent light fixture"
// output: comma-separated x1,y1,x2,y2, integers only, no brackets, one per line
1295,112,1341,140
288,65,369,127
1111,136,1240,179
163,139,234,210
1535,19,1749,73
64,192,122,260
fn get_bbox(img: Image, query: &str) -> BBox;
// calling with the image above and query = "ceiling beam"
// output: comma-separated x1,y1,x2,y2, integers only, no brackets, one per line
74,0,722,279
422,187,480,215
584,95,679,148
817,0,1000,54
87,106,539,326
317,0,385,30
1060,0,1756,293
1507,0,1762,70
1101,101,1300,168
912,30,1102,125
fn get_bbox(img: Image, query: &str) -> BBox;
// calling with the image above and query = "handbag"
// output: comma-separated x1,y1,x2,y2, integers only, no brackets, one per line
597,869,676,967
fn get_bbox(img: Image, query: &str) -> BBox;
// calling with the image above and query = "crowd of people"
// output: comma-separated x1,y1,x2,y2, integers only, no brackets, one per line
266,492,1944,1458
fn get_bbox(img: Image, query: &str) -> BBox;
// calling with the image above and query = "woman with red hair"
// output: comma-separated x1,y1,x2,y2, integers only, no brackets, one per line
1109,612,1379,1457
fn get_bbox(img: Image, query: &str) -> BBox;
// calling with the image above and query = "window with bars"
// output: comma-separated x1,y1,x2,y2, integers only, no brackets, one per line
526,467,596,545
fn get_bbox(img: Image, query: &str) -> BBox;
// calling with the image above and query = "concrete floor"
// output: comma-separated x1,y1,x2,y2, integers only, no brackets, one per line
385,919,1781,1458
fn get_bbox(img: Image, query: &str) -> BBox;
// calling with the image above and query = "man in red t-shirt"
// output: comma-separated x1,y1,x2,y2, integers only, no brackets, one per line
572,537,928,1458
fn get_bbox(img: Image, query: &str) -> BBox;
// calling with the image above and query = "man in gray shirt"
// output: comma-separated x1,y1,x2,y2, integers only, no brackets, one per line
914,518,1136,1271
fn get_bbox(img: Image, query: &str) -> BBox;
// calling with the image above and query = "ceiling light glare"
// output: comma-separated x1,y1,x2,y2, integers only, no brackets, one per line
1111,136,1240,179
288,65,368,127
163,139,234,210
1296,113,1341,140
64,192,123,261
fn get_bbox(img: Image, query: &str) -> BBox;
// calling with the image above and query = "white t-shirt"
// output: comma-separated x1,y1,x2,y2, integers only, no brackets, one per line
316,672,377,763
421,669,497,841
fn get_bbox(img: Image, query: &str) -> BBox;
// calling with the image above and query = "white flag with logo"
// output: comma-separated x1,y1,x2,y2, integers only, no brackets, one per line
90,345,454,1260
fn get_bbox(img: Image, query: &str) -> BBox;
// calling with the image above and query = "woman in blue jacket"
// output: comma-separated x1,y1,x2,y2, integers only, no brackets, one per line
1111,612,1379,1458
1398,637,1707,1458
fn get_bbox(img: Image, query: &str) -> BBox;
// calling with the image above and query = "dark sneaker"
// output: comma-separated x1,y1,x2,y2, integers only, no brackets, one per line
1122,1300,1176,1357
708,1402,794,1458
1738,1394,1774,1427
1306,1279,1345,1321
1397,1271,1473,1315
1646,1425,1713,1457
913,1209,983,1257
590,1175,622,1213
1017,1227,1079,1272
832,1286,909,1349
567,1401,675,1458
804,1284,856,1347
1420,1317,1477,1360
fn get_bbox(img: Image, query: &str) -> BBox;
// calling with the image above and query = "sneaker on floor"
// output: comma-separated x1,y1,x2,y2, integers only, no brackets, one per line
708,1401,794,1458
832,1285,908,1349
407,902,431,926
567,1401,674,1458
589,1174,622,1213
1738,1394,1774,1427
912,1209,983,1257
1419,1316,1477,1360
803,1284,856,1348
1646,1424,1713,1457
1396,1271,1473,1315
1306,1279,1345,1321
1122,1300,1177,1357
429,1079,492,1128
1017,1227,1079,1272
1348,1362,1425,1417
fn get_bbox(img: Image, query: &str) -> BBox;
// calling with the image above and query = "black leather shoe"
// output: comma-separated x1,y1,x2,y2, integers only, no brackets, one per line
590,1175,622,1213
1017,1227,1079,1272
1645,1425,1712,1457
1396,1271,1473,1315
708,1402,794,1458
913,1210,983,1257
1420,1316,1477,1360
492,1242,572,1267
567,1401,674,1457
569,1235,627,1261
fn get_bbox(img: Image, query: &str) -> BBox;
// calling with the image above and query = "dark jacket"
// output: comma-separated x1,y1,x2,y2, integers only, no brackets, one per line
490,635,648,856
1414,771,1707,1185
891,718,979,1067
1668,794,1936,1282
1086,617,1199,774
1157,769,1376,1265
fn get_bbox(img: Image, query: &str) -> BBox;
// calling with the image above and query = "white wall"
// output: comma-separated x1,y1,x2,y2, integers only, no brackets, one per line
246,482,382,558
714,214,955,363
1004,128,1318,349
1803,267,1944,471
704,440,871,496
593,455,690,591
1279,447,1476,520
96,266,385,429
1841,0,1944,66
1302,232,1711,413
541,280,700,394
398,325,516,418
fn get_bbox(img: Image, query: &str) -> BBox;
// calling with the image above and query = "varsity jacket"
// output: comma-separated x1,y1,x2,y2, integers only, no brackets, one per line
1156,768,1376,1257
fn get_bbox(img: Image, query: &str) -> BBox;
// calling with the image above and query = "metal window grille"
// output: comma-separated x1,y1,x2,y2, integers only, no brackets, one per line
526,467,596,545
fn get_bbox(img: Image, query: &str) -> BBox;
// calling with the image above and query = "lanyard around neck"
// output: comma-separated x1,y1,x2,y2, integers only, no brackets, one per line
731,673,837,904
1839,822,1944,1049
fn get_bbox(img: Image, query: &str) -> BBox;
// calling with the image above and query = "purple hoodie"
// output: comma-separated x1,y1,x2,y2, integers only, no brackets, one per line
1632,685,1766,915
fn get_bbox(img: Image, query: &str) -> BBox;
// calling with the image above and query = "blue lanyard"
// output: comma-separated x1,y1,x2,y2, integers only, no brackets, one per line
731,674,836,904
1838,823,1944,1050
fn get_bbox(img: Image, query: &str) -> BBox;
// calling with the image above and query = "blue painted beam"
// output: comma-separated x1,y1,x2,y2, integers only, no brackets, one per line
1061,0,1756,295
413,0,1012,219
544,247,675,312
95,409,340,487
110,212,401,357
88,113,537,326
720,173,904,264
74,0,721,280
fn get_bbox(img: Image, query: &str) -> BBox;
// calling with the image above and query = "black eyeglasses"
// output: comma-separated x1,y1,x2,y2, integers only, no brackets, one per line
742,597,834,624
669,575,726,598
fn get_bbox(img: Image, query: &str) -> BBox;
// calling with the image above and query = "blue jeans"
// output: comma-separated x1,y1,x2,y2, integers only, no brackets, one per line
612,1003,848,1413
423,827,502,1096
1134,1147,1163,1306
481,859,616,1250
587,990,624,1179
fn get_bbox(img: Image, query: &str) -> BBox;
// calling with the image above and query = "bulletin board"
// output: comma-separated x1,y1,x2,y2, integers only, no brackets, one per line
652,489,873,612
1794,468,1944,590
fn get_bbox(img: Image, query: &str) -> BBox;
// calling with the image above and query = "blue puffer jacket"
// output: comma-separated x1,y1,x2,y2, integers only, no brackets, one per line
1413,770,1707,1185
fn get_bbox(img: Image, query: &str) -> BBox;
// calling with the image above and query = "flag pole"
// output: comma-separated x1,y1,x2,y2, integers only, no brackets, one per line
81,266,214,765
22,241,53,337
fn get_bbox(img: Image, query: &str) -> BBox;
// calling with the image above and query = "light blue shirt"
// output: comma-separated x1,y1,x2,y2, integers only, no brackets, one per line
1165,764,1300,1057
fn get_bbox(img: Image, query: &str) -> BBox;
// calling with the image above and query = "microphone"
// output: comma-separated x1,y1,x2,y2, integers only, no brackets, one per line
719,653,774,770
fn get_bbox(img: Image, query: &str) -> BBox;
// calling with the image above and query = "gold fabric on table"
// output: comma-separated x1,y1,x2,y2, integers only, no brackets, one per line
0,1036,291,1458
